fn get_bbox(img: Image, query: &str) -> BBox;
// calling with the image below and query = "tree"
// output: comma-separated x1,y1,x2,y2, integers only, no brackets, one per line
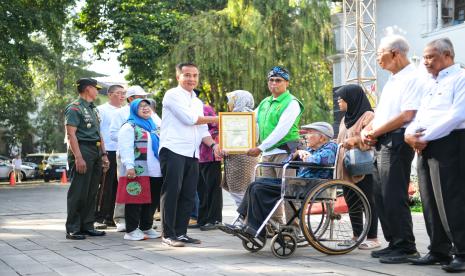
166,0,334,122
77,0,334,123
31,23,105,153
75,0,227,89
0,0,76,153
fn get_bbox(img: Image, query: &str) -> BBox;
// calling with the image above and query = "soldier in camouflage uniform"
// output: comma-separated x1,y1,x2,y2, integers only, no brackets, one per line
64,78,109,240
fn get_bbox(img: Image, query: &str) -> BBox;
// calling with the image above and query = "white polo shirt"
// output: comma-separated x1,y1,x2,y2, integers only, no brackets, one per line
406,64,465,141
372,64,424,130
97,102,121,151
159,85,210,159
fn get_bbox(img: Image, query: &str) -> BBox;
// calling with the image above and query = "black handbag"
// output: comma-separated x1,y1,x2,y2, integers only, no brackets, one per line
343,148,374,176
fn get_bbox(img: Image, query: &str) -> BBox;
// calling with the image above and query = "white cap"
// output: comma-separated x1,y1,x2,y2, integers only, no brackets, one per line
126,85,148,98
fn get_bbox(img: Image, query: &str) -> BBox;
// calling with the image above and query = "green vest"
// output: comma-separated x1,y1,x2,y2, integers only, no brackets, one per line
257,90,304,152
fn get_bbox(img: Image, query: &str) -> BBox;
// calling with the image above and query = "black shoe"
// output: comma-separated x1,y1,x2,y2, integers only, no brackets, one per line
200,223,217,231
177,234,201,244
379,250,420,264
410,252,452,266
81,229,106,236
66,232,86,240
371,246,394,258
187,223,200,229
94,222,108,229
442,257,465,273
217,223,240,235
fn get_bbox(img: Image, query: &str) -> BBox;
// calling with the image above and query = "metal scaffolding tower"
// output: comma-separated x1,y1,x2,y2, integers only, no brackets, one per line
343,0,377,102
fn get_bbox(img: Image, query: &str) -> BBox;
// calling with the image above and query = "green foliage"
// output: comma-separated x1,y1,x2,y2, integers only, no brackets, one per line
75,0,227,89
0,0,75,152
77,0,334,123
167,0,334,123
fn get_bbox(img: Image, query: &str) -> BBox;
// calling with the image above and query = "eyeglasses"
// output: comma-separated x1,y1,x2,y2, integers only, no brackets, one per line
138,104,151,109
268,78,285,83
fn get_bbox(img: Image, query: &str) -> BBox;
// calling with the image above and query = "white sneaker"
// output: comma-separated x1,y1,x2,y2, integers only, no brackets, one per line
116,222,126,232
124,229,145,241
143,228,161,239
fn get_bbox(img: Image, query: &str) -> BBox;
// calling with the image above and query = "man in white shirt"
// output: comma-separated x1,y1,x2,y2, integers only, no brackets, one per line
94,85,125,229
361,35,423,263
405,38,465,272
159,62,219,247
246,66,303,224
13,155,22,183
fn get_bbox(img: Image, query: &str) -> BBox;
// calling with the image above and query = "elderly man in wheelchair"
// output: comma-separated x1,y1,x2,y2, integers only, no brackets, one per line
218,122,347,255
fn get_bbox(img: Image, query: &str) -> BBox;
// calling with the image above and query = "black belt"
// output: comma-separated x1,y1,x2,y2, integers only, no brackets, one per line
78,140,100,146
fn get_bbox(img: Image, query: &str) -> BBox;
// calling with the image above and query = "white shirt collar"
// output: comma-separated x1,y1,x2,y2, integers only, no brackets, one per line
435,64,461,81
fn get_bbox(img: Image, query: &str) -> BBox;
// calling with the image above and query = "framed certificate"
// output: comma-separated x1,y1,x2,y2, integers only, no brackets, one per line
219,112,256,153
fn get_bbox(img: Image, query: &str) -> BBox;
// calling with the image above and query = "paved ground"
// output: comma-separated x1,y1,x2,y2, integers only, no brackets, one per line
0,183,445,276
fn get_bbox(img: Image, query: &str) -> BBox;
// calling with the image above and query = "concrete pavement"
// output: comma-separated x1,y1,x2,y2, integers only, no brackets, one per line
0,183,444,275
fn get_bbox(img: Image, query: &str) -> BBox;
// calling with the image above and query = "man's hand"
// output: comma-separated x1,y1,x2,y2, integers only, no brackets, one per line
247,147,262,157
126,168,136,179
361,128,378,146
75,156,87,174
405,133,428,154
102,155,110,173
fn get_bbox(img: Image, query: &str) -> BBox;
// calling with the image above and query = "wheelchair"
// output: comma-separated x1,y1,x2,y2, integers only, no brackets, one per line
228,145,372,258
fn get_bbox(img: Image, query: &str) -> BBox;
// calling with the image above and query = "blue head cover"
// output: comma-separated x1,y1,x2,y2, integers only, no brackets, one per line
267,66,290,81
128,98,159,159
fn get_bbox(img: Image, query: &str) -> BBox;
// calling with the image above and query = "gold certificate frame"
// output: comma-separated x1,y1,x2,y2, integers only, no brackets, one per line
219,112,256,154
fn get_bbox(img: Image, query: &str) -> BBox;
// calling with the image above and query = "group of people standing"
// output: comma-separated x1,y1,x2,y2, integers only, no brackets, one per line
336,35,465,273
63,33,465,272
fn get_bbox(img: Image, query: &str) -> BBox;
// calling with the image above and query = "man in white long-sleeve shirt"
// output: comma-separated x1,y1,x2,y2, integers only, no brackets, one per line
246,66,304,224
405,38,465,272
94,84,125,229
159,62,219,247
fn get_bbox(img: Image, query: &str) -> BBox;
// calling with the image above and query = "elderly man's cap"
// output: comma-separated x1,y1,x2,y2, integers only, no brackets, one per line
76,78,102,92
301,122,334,139
126,85,148,98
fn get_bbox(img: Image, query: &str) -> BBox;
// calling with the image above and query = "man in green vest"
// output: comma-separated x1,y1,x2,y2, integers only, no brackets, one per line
247,66,304,174
64,78,109,240
247,66,304,223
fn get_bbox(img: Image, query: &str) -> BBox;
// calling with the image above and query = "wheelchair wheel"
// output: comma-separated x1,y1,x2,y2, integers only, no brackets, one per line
300,180,371,255
270,232,297,258
242,237,266,252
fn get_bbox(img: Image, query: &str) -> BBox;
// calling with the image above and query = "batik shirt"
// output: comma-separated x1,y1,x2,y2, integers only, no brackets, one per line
297,141,337,179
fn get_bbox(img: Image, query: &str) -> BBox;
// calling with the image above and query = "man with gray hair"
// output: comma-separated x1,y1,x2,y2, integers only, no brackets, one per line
361,34,424,263
405,38,465,272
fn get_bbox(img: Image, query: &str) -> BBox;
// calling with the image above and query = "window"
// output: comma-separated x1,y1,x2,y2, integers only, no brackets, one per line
442,0,465,26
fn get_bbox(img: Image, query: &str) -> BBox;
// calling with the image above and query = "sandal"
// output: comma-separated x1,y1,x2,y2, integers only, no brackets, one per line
358,240,381,250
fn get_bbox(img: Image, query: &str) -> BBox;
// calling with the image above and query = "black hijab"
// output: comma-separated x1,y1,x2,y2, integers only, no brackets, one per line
335,84,373,129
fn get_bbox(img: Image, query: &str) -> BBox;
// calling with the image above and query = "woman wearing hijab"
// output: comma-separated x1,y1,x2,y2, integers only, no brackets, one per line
222,90,259,207
335,84,380,250
118,98,162,241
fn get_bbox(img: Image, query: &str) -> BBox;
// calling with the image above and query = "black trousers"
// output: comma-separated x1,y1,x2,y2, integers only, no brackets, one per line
237,178,282,236
125,177,162,233
198,161,223,225
66,143,102,233
95,151,118,222
373,132,416,252
344,174,378,239
159,148,198,238
418,130,465,257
